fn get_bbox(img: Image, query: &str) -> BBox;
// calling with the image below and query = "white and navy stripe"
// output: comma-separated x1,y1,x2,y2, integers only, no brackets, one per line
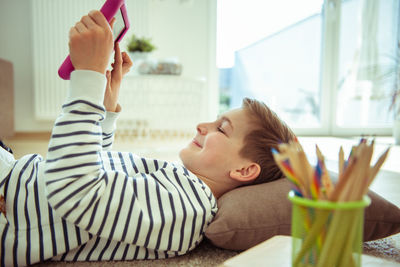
0,70,217,266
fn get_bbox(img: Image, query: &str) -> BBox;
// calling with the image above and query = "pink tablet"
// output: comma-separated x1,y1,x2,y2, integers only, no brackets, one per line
58,0,130,80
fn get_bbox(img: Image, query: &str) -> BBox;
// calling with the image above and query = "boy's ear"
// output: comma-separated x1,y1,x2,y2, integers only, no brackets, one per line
229,163,261,183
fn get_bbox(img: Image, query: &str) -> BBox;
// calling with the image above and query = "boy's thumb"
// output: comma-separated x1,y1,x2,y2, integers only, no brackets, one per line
109,17,116,30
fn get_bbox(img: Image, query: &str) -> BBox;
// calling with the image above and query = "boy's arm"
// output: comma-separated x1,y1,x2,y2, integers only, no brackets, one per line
103,42,132,113
101,34,132,150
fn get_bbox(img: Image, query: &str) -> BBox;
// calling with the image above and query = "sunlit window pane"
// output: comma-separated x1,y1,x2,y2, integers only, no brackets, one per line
217,0,324,128
336,0,399,128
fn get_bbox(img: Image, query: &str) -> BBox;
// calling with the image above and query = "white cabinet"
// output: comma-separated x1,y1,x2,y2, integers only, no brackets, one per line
117,75,206,139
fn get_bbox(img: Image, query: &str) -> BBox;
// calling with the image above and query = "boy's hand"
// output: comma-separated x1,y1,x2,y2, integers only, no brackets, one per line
69,10,114,75
104,42,133,112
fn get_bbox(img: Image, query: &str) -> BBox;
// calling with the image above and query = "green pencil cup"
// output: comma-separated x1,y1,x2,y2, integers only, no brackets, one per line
288,191,371,267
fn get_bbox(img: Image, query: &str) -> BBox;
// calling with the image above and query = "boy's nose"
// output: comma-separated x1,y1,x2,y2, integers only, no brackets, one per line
197,124,207,135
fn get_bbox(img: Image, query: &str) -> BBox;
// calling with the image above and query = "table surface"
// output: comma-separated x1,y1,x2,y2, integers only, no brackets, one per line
220,235,400,267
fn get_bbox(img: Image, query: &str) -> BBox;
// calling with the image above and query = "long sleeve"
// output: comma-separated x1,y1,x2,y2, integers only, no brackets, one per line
100,109,120,150
43,70,216,256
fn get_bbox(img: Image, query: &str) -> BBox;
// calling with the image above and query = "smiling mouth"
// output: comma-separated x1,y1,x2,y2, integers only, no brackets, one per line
192,139,202,148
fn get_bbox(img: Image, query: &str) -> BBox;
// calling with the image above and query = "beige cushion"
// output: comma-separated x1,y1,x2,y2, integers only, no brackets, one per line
205,177,400,251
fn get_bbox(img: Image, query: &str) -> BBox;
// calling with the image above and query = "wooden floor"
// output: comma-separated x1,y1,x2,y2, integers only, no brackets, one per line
3,134,400,207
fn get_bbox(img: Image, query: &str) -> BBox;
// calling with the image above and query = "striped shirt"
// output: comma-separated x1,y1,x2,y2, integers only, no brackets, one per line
0,70,217,266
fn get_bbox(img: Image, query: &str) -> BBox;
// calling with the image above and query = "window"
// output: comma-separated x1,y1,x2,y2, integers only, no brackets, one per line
334,0,399,135
217,0,400,136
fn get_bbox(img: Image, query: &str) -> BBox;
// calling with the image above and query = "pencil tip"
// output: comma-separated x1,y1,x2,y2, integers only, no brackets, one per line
271,148,278,154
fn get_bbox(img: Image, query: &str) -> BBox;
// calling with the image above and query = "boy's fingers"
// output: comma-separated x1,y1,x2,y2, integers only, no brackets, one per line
109,17,116,30
69,26,79,38
88,10,110,30
122,52,133,66
121,52,133,74
74,21,87,33
81,15,96,29
113,42,123,68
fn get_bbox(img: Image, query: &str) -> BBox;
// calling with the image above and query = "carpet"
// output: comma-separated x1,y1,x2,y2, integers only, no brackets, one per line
35,233,400,266
36,239,239,267
363,233,400,264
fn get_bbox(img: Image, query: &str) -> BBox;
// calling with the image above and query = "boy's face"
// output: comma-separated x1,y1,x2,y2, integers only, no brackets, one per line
179,108,253,183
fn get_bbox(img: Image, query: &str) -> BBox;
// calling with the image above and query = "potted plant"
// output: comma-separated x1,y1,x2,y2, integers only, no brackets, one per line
380,42,400,144
363,42,400,144
377,43,400,144
127,34,156,60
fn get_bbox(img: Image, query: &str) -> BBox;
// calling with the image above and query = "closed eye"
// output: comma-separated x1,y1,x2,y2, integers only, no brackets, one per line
217,126,226,134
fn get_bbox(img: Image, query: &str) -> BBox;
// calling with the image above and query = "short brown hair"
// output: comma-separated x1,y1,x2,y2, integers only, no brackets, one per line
240,98,296,185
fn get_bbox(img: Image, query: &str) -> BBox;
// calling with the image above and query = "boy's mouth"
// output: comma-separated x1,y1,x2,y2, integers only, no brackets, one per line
192,139,202,148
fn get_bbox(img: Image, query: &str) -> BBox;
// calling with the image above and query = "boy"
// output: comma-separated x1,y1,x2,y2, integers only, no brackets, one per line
0,10,295,266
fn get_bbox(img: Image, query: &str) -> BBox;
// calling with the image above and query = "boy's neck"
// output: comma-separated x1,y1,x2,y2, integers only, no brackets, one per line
196,174,238,199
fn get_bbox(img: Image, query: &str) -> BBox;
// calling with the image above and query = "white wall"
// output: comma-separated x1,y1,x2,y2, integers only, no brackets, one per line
0,0,217,132
0,1,53,132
